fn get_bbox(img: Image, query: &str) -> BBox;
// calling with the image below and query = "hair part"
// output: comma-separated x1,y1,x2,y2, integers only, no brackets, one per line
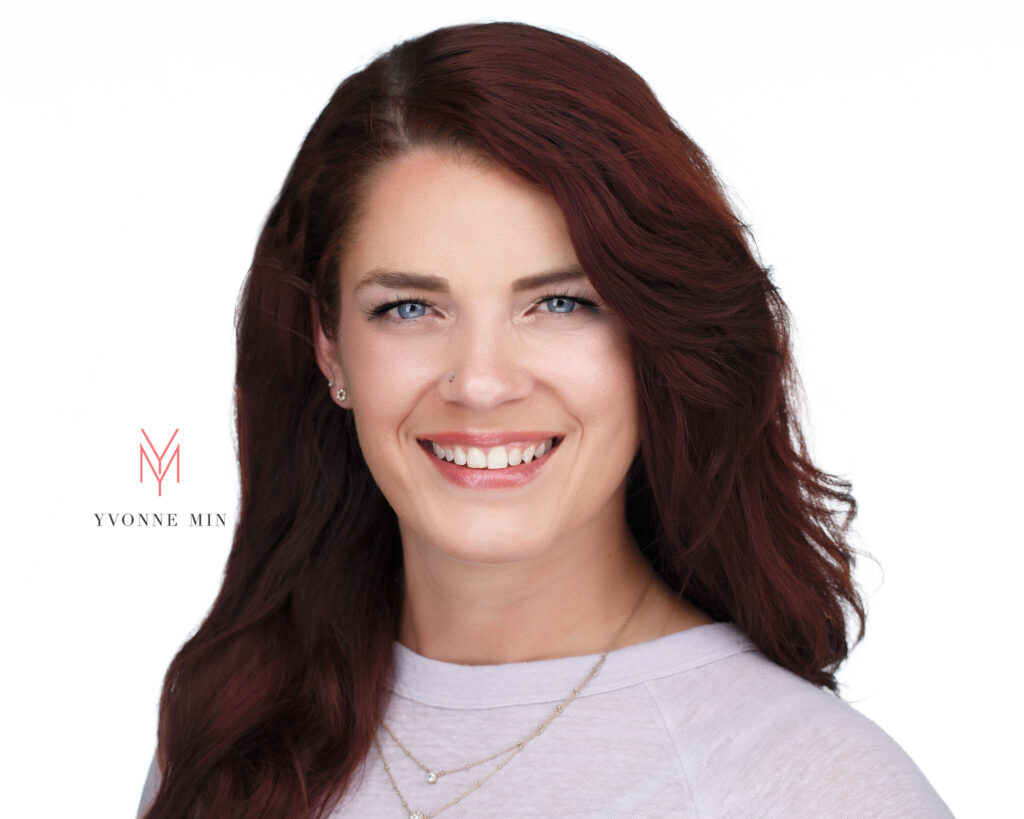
144,21,863,818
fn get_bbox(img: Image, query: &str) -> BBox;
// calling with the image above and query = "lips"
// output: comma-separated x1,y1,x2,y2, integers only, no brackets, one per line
416,432,563,487
425,437,558,469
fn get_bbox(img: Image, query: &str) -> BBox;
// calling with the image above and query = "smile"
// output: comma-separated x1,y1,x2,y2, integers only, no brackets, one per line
416,433,563,489
426,437,559,470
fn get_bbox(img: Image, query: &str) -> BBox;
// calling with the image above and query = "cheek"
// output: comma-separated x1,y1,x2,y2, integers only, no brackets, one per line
339,310,438,404
561,328,637,428
336,322,442,491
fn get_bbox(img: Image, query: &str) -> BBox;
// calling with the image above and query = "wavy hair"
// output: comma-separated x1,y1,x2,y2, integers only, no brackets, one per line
144,21,862,818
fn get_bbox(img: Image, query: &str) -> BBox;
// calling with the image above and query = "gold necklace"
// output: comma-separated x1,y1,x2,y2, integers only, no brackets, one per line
375,570,656,819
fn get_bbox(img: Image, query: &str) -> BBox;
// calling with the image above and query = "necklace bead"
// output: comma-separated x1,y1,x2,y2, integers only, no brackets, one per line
426,771,438,784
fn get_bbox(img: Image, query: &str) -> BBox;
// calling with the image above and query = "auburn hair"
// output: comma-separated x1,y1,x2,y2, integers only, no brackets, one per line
144,21,863,818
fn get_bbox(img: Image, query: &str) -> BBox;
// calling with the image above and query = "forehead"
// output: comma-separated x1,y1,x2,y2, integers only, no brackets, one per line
340,149,581,289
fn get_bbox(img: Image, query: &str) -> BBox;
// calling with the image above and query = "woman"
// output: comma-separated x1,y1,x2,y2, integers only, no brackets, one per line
138,22,951,818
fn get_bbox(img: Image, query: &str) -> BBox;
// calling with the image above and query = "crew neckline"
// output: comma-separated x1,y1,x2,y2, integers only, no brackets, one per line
390,622,755,709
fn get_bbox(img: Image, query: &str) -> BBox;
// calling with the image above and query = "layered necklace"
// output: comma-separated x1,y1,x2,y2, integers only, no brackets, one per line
374,571,655,819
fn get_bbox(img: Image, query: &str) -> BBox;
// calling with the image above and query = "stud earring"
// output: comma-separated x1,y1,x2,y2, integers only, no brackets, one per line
327,377,335,388
336,387,348,402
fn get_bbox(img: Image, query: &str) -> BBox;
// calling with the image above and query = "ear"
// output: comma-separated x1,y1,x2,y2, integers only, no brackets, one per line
312,304,343,385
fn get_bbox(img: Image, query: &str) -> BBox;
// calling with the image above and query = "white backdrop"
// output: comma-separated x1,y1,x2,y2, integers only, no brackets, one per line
2,1,1019,816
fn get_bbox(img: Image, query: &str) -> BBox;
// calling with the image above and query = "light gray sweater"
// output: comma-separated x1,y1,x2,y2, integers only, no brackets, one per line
138,623,952,817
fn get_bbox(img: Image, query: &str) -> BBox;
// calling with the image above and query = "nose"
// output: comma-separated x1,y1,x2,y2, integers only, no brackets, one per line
440,318,533,412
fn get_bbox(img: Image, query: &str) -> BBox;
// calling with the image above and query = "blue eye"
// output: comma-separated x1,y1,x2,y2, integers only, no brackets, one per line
394,302,427,319
366,298,436,322
543,297,579,314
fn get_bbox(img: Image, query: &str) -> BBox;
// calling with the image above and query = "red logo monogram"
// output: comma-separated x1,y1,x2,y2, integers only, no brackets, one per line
140,428,180,497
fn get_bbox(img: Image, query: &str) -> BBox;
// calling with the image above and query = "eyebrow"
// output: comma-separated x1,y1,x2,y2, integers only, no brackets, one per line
511,269,587,292
353,268,588,293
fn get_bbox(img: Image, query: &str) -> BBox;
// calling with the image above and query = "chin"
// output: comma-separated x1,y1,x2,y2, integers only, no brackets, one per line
420,523,554,566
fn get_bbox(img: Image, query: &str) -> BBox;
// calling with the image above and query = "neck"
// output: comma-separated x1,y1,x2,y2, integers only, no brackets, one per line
397,516,708,665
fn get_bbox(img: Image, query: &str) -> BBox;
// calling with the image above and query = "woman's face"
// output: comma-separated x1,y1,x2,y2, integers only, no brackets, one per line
318,149,639,564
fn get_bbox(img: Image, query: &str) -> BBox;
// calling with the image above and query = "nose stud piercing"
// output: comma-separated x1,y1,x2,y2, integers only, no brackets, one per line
448,372,455,383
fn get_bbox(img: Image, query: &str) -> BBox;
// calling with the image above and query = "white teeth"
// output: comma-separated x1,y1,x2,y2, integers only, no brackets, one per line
429,438,556,469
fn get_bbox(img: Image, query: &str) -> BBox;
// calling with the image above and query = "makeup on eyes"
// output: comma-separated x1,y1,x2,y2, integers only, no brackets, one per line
363,290,603,322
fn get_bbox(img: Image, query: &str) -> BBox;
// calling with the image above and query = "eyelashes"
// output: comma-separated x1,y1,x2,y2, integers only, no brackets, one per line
364,296,432,320
537,292,601,314
369,301,428,320
364,291,603,322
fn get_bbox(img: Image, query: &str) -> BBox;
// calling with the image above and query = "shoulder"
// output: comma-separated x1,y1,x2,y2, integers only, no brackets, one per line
136,751,161,818
642,632,952,818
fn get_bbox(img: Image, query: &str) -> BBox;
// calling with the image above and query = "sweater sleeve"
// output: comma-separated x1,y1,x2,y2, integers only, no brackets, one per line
734,698,953,818
648,651,953,818
136,752,161,819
